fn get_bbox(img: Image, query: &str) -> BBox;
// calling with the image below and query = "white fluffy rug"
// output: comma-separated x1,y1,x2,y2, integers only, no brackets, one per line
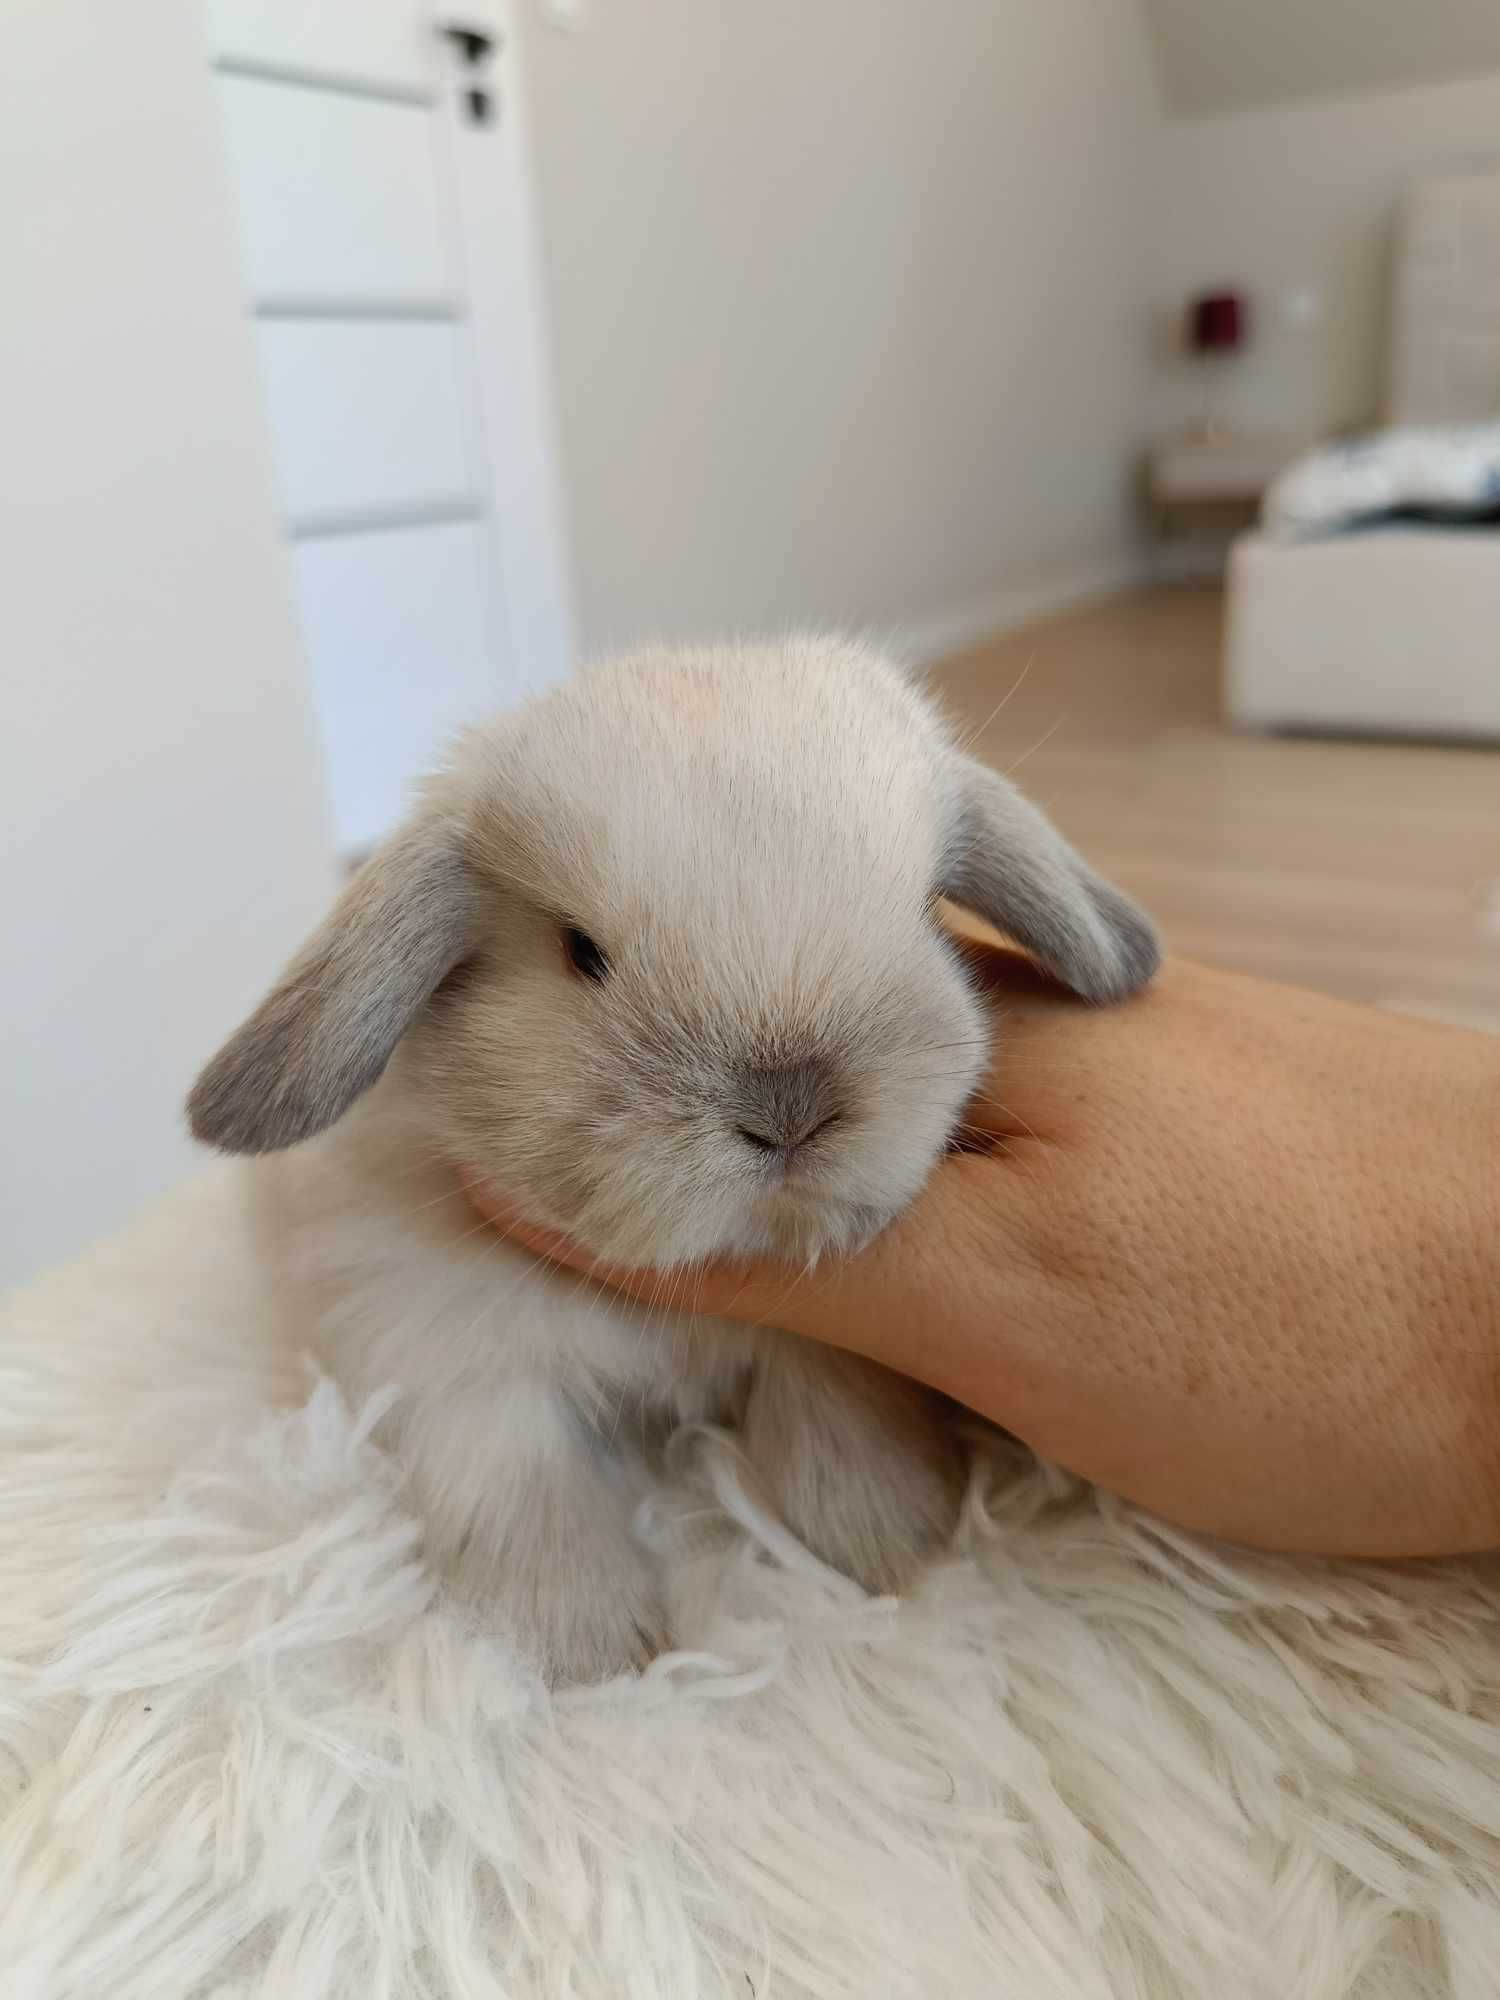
5,1170,1500,2000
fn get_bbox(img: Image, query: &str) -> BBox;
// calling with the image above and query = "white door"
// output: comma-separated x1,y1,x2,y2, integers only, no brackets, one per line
205,0,574,854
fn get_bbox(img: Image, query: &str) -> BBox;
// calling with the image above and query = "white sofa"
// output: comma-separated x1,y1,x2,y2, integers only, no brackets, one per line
1226,173,1500,739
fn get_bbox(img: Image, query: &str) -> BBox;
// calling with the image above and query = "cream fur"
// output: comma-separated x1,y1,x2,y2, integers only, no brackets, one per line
5,1169,1500,1999
187,636,1155,1681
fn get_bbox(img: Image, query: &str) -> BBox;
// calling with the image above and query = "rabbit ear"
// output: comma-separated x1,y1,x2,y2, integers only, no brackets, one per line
940,755,1159,1003
187,820,476,1154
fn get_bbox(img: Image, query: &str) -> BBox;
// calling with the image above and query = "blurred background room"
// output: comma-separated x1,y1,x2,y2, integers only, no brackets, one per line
6,0,1500,1286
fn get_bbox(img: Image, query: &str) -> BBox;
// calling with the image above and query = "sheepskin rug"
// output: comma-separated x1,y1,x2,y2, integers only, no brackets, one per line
5,1169,1500,2000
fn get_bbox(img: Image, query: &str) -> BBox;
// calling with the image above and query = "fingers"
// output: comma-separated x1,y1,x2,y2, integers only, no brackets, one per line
944,930,1069,1003
467,1176,873,1339
464,1143,1042,1400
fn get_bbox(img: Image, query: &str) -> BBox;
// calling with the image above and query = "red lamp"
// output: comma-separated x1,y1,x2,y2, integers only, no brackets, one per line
1190,291,1247,352
1183,290,1249,443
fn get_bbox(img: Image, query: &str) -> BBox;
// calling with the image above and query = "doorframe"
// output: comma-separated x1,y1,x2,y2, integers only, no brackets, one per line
207,0,578,715
432,0,577,698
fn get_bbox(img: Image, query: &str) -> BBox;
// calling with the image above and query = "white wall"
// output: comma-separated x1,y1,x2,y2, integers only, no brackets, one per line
1,0,336,1286
520,0,1161,656
1145,0,1500,118
1150,71,1500,441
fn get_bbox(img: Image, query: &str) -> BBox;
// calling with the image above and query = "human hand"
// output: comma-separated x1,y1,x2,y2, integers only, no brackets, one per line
470,950,1499,1557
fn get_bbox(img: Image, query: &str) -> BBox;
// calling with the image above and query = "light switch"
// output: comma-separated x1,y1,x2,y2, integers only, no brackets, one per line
1280,288,1325,329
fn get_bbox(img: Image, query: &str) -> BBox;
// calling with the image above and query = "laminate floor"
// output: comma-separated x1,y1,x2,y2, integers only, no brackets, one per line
934,583,1500,1031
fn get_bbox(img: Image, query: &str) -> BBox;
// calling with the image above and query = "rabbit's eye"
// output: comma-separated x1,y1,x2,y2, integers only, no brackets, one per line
563,925,609,983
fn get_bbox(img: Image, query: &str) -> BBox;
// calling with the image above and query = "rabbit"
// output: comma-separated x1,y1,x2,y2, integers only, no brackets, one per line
188,635,1158,1683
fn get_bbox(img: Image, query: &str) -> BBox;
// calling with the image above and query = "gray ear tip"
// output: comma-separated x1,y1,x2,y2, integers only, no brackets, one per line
1084,888,1162,1003
185,1045,309,1156
185,1063,267,1155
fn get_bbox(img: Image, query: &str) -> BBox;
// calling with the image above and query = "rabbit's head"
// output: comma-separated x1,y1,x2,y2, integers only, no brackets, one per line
189,637,1157,1266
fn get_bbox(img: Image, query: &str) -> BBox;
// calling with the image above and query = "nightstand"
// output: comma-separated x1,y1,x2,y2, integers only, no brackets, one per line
1147,430,1306,543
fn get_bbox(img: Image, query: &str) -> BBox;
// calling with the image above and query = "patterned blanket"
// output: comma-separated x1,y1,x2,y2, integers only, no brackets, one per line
1263,423,1500,540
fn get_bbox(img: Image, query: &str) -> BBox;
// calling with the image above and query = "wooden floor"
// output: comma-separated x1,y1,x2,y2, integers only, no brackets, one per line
933,584,1500,1032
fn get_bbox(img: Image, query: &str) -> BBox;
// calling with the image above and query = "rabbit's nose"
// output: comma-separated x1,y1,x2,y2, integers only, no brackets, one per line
733,1060,841,1161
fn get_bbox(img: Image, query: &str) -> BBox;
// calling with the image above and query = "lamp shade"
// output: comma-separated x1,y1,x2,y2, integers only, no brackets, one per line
1188,291,1247,353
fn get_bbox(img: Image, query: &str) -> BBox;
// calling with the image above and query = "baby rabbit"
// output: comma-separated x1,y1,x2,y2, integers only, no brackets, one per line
189,636,1158,1682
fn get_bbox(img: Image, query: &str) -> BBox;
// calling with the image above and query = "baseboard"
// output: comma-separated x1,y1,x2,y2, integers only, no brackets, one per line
893,553,1147,669
1146,541,1231,585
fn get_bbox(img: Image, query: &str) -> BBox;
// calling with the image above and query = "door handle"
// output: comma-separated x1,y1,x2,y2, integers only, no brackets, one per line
440,23,501,124
441,24,498,66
